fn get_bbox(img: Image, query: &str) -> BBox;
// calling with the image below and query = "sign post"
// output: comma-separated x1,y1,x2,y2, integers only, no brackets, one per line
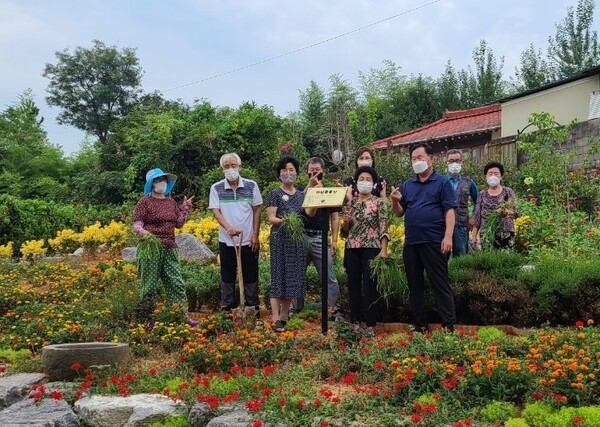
302,187,346,334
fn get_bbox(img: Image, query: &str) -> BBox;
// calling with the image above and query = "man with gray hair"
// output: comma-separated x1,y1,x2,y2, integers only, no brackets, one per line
209,153,263,317
445,149,478,256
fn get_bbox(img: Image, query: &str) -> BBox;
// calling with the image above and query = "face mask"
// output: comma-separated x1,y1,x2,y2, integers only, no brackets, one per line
281,173,297,184
153,181,167,194
412,160,428,174
357,159,373,167
356,181,373,194
448,163,462,174
486,176,500,187
224,168,239,181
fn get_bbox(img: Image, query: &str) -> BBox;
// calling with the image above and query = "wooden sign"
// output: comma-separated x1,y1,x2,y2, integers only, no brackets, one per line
302,187,346,208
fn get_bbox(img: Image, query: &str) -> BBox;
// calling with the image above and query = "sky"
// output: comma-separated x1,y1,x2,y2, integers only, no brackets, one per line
1,0,597,155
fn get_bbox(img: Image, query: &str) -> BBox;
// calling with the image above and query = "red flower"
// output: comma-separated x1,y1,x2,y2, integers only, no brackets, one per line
148,367,158,376
206,395,219,409
0,365,6,373
70,362,81,371
245,367,256,377
575,320,584,328
50,390,63,400
262,365,276,375
313,398,323,407
532,391,543,400
277,397,287,406
321,422,330,427
573,415,584,425
252,421,263,427
262,388,273,396
410,413,422,423
373,361,385,370
342,372,356,384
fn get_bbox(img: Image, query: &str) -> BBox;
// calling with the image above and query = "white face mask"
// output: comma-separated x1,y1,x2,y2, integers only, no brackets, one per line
412,160,429,174
448,163,462,174
486,176,500,187
224,168,239,181
153,181,167,194
357,159,373,167
281,173,297,184
356,181,373,194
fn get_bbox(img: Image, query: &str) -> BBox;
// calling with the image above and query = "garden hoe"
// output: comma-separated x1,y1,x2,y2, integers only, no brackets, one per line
231,232,256,330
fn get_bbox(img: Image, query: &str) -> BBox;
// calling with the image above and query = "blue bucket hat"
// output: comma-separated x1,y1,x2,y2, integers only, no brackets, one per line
144,168,177,196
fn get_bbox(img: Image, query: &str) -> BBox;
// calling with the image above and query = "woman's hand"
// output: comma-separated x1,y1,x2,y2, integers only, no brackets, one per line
182,196,195,209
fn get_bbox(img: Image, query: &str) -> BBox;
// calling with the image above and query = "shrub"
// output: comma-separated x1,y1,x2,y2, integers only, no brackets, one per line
479,400,518,423
520,257,600,324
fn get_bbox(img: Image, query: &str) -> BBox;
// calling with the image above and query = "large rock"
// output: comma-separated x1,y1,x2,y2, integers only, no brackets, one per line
175,233,215,261
121,233,214,262
0,397,79,427
206,410,253,427
0,373,46,409
74,394,187,427
42,342,130,382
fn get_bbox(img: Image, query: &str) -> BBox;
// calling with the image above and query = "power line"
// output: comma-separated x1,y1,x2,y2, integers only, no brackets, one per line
165,0,442,92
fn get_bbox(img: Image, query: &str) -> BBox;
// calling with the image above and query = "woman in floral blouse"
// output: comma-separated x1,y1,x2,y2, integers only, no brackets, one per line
341,166,389,336
471,161,519,249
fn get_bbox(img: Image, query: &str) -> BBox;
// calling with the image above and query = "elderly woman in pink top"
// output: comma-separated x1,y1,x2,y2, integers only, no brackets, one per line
133,168,197,328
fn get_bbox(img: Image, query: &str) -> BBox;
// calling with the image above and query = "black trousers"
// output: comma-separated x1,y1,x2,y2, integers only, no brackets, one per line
345,247,381,327
403,243,455,329
219,242,259,308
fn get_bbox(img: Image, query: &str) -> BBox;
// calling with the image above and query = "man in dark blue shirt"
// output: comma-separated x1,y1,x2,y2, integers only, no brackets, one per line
390,143,457,333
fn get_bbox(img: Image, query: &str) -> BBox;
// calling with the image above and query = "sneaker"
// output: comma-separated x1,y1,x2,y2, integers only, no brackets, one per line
330,309,344,322
273,320,286,333
186,318,199,327
365,326,376,337
409,325,428,335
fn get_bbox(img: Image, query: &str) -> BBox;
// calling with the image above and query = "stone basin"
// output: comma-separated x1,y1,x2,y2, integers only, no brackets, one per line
42,342,130,381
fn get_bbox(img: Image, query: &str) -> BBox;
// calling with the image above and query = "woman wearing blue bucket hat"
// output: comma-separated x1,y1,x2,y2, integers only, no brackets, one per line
133,168,198,328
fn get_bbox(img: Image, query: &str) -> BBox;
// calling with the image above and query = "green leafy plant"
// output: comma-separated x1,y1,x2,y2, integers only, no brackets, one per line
369,255,406,305
136,233,161,261
283,212,305,242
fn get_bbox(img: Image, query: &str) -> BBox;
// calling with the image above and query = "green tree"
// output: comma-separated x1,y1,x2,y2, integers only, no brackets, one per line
514,44,553,91
0,92,70,201
43,40,144,144
325,74,358,172
298,80,328,159
547,0,600,79
471,40,506,104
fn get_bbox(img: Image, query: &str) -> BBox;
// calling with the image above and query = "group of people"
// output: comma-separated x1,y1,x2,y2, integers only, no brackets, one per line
133,144,518,335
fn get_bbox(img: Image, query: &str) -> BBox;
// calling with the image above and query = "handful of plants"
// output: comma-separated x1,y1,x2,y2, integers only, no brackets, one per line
137,233,161,261
283,212,305,242
370,255,406,305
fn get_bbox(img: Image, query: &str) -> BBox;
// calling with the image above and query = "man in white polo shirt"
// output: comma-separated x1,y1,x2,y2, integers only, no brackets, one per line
209,153,263,317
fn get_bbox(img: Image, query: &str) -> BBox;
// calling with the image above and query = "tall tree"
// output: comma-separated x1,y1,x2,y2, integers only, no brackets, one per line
325,74,358,171
298,80,328,158
548,0,600,79
43,40,144,144
471,40,506,104
0,91,70,200
514,44,553,90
